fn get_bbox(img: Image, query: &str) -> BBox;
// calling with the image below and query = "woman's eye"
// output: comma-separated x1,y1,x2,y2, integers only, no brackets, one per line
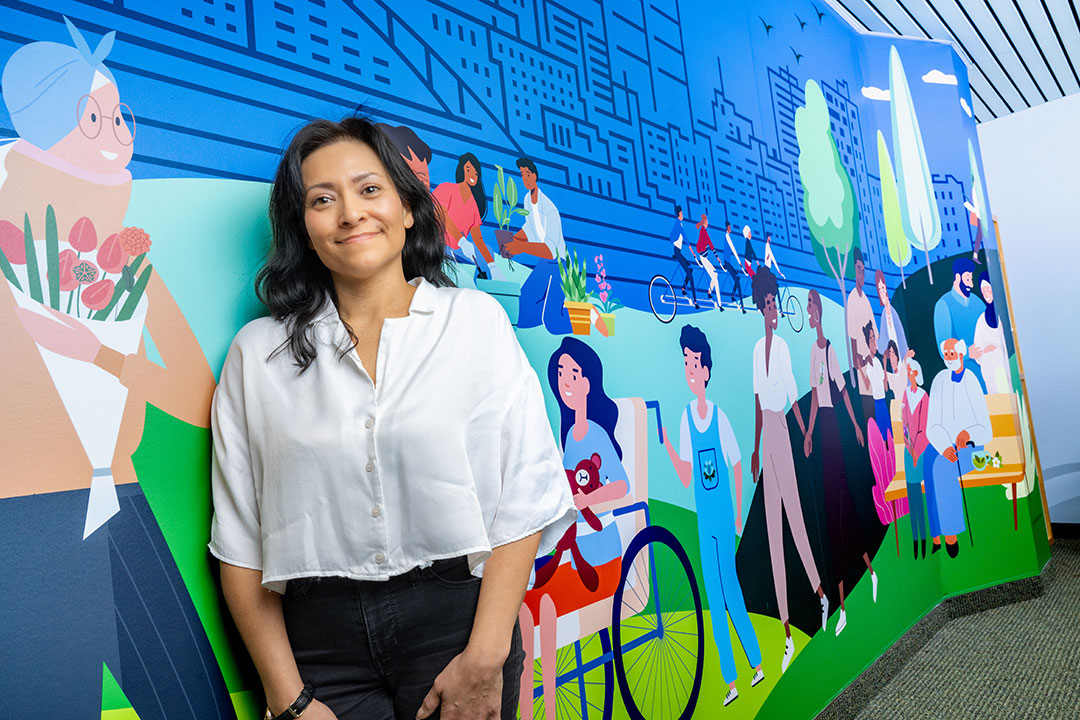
90,113,97,123
362,185,379,195
311,196,331,207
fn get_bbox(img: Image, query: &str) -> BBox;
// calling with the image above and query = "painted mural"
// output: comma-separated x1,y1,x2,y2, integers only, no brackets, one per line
0,2,1049,719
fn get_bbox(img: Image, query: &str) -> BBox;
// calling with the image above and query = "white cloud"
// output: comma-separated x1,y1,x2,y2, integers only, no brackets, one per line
960,97,972,117
861,86,891,101
922,69,958,85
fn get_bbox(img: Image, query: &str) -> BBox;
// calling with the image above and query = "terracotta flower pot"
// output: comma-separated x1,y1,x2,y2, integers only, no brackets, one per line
563,300,593,335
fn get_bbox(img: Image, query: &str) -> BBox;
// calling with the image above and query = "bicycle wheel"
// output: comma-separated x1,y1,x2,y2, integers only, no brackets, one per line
611,526,704,720
532,629,614,720
648,274,677,324
785,292,804,333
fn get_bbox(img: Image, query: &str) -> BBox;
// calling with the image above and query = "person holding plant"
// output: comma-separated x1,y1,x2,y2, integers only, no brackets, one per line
433,152,496,280
501,158,607,335
0,19,229,718
210,115,575,720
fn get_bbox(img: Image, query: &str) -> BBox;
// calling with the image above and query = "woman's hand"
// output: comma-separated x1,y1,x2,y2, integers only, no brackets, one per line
803,432,813,458
14,304,101,362
416,649,504,720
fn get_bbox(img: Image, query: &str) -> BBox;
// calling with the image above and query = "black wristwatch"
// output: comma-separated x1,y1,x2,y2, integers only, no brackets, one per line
266,683,315,719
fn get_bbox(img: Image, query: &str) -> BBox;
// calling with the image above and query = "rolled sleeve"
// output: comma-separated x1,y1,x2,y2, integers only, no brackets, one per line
490,310,575,554
208,344,263,571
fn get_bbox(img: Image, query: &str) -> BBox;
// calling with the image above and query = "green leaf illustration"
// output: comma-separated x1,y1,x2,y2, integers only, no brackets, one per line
23,213,42,303
46,205,60,309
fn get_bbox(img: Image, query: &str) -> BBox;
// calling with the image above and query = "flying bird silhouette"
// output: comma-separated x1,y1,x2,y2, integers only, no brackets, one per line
795,13,807,31
790,46,804,65
812,3,826,23
759,16,774,36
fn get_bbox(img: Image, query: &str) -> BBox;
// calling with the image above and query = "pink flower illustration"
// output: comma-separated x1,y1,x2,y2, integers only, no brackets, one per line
54,248,79,291
97,233,129,274
82,278,116,310
119,226,151,256
73,259,99,285
0,219,26,265
69,217,98,253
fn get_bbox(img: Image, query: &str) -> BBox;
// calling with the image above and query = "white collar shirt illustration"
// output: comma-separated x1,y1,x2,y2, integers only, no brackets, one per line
926,367,993,453
523,187,566,260
753,335,799,413
209,279,576,592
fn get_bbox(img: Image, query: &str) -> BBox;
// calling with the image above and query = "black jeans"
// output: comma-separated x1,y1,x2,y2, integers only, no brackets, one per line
282,557,525,719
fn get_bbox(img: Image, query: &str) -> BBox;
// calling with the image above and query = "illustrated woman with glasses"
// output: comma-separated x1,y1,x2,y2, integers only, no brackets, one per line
0,18,230,719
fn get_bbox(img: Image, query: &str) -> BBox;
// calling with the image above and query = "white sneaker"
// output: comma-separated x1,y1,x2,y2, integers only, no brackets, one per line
820,594,830,632
751,668,765,687
723,687,739,706
835,609,847,636
781,636,794,673
871,571,879,603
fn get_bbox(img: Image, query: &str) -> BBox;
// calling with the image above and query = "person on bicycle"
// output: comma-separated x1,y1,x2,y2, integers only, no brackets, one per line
723,224,748,313
742,225,759,276
763,233,786,279
695,214,722,308
668,205,698,308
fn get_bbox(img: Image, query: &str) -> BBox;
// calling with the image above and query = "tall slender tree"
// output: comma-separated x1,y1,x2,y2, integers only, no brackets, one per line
796,78,860,370
889,46,941,283
877,130,911,288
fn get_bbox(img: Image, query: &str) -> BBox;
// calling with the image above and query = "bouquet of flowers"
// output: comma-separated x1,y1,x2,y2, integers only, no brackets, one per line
0,205,153,321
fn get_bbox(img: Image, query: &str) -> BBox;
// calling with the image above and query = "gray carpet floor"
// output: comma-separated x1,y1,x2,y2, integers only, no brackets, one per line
855,538,1080,719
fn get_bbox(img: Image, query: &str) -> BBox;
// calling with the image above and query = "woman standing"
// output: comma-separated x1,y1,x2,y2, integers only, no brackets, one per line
973,271,1012,394
210,116,575,720
901,360,931,559
433,152,496,279
803,290,874,637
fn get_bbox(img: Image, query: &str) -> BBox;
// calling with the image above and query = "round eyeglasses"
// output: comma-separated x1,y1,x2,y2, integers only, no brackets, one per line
76,95,136,146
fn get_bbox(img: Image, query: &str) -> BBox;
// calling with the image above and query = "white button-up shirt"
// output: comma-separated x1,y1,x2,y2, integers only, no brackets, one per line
209,278,575,593
753,334,799,413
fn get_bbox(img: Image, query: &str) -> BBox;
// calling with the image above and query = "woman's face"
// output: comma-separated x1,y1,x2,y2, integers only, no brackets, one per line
980,279,994,304
48,82,134,174
301,139,414,287
907,362,919,387
877,279,888,306
762,292,778,329
557,353,590,413
807,297,820,330
462,161,478,186
868,328,878,352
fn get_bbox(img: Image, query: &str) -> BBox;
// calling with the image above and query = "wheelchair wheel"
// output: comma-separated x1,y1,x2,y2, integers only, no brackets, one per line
532,629,613,720
785,292,804,333
611,526,704,720
648,274,677,324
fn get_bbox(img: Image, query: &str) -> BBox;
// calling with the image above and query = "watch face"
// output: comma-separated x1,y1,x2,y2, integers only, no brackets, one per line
575,468,592,487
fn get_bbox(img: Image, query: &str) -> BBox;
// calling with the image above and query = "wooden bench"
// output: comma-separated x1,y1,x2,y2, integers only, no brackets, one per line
883,392,1027,530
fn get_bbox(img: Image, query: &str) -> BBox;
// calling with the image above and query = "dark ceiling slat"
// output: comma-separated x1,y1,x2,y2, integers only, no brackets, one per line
832,0,874,31
980,0,1048,102
863,0,906,34
1072,0,1080,40
1041,0,1080,90
1011,0,1066,97
947,0,1024,112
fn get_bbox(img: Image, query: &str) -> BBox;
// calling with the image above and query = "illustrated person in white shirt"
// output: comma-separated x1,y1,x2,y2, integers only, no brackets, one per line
209,116,575,720
749,266,828,673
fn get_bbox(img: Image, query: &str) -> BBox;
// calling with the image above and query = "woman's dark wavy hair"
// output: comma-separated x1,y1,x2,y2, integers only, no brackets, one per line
455,152,487,220
547,337,623,460
257,114,454,372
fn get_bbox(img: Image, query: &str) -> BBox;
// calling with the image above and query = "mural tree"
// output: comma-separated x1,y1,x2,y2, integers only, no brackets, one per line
796,78,860,368
968,138,990,248
877,130,911,288
889,45,941,283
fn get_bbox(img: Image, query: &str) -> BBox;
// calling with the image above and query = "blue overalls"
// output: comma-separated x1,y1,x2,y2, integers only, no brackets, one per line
688,403,762,683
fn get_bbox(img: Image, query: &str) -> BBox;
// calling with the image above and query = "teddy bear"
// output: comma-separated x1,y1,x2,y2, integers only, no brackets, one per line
532,453,606,592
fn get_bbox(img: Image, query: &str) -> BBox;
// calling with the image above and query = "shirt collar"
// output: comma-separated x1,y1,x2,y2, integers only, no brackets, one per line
313,277,437,325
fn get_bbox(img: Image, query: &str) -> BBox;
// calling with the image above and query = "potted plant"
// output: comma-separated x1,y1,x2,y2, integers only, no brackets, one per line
559,250,593,335
491,165,528,262
593,254,622,335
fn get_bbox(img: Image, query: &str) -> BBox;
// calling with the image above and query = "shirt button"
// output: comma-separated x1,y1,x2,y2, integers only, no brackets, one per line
365,460,375,473
371,506,381,518
364,417,375,429
374,552,386,564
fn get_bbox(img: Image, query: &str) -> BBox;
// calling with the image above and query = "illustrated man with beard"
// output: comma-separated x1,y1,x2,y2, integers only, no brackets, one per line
925,338,992,557
933,257,987,390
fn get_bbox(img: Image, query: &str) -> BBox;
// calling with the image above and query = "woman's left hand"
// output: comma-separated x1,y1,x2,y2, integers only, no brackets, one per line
416,648,504,720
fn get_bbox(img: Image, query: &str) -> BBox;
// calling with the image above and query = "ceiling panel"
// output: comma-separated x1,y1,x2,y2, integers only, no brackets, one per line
825,0,1080,122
